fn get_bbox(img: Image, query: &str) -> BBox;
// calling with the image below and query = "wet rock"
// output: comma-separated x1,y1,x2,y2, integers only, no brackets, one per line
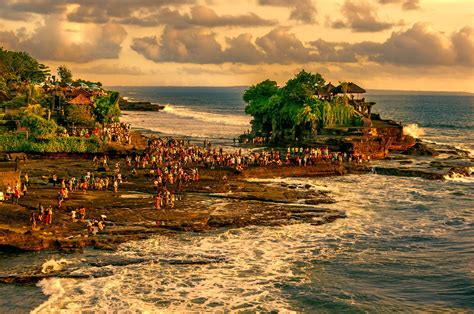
402,142,439,156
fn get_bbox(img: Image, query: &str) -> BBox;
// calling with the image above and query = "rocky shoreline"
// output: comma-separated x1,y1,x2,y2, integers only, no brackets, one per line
1,130,472,257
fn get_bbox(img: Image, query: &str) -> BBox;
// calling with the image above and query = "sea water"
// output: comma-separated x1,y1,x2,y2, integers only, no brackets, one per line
1,87,473,312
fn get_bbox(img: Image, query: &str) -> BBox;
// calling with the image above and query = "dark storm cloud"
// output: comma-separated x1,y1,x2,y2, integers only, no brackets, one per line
0,20,127,62
257,0,317,23
131,23,474,68
331,0,396,32
117,6,277,28
378,0,420,10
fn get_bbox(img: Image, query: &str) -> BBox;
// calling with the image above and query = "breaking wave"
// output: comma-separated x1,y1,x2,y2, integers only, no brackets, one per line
403,123,425,138
162,104,251,127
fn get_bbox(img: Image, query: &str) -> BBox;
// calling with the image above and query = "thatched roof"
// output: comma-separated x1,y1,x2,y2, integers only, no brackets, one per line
317,82,336,97
333,82,366,94
68,94,93,106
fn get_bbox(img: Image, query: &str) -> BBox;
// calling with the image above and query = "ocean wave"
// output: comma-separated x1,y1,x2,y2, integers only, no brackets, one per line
403,124,425,138
162,104,251,127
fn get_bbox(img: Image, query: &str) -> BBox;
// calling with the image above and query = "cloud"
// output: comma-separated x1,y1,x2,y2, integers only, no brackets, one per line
0,0,68,20
255,28,314,63
331,0,396,32
131,27,315,64
131,22,474,68
378,0,420,10
258,0,317,23
314,23,474,67
131,27,224,64
117,5,276,28
0,19,127,63
79,64,146,75
367,23,459,65
451,26,474,66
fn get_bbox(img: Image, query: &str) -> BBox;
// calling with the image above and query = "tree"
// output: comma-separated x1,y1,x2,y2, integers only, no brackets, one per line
243,70,361,142
0,48,50,86
93,91,121,124
243,80,279,136
65,105,95,126
57,66,73,84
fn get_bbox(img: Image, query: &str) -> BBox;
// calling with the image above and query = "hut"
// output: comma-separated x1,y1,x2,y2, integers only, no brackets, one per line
317,82,336,99
68,94,93,106
332,82,366,96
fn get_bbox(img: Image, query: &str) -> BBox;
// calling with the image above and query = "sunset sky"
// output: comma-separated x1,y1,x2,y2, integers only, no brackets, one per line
0,0,473,92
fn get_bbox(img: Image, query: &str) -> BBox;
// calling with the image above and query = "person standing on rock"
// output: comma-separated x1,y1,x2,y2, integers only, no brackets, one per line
30,211,37,230
155,193,161,210
45,206,53,225
79,206,86,221
113,179,119,193
12,186,20,204
52,173,58,187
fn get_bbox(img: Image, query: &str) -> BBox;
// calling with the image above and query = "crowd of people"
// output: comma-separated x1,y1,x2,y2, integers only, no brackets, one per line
60,122,132,145
1,134,373,234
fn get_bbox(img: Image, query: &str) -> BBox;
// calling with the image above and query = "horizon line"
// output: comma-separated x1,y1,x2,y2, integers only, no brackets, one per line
104,85,474,95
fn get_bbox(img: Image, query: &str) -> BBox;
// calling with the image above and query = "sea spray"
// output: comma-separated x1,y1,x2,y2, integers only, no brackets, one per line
403,123,425,139
41,258,69,274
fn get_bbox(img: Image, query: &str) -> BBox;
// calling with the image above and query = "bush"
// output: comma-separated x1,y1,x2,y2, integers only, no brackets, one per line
20,113,58,139
0,134,103,153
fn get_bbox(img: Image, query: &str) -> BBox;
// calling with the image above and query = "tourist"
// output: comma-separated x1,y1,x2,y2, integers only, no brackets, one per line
57,191,64,207
113,179,118,193
79,206,86,221
52,173,58,186
45,206,53,225
155,193,161,210
30,211,37,230
5,184,12,201
12,186,20,204
71,209,77,222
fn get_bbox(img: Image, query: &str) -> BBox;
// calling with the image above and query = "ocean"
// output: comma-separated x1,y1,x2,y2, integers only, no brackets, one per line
1,87,473,312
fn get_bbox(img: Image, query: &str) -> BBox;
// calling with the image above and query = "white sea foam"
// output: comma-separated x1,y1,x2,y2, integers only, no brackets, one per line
162,104,251,127
403,123,425,138
41,258,69,274
32,175,474,313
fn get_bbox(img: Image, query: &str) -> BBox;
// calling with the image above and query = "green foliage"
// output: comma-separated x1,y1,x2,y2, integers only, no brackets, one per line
243,70,360,141
64,105,95,126
57,65,73,84
20,113,58,139
0,48,50,86
93,91,121,124
0,134,102,153
21,104,46,117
